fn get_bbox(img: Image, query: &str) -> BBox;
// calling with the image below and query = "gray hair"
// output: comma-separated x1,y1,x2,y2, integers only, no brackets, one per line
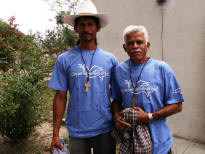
123,25,149,43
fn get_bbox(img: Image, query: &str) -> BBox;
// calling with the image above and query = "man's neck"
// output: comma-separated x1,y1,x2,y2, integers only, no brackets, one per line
131,57,149,64
79,42,96,50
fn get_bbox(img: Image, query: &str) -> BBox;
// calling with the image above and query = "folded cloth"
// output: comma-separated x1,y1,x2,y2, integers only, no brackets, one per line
53,139,70,154
121,108,138,124
112,108,152,154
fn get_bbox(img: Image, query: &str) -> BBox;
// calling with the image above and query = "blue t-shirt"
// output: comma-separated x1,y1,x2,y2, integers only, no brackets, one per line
112,58,184,154
49,46,118,138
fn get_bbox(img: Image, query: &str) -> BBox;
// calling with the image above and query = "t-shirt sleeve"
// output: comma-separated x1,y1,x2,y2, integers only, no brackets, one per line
48,57,68,92
164,64,184,105
111,63,122,102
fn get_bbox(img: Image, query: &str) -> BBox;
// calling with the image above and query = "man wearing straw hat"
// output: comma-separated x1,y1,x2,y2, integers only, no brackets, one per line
49,0,117,154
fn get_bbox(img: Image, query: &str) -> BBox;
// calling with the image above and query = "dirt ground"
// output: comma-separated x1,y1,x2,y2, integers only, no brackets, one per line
0,122,68,154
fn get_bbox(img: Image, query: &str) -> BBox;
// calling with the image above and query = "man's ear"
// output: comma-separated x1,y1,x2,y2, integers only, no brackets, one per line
147,42,150,49
123,44,127,52
97,25,101,32
74,25,78,32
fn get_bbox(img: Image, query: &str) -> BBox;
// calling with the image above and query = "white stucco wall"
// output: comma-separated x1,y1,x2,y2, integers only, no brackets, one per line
92,0,205,143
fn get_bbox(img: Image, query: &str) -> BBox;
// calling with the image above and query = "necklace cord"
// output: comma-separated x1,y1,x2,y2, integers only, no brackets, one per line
129,57,150,96
79,47,96,82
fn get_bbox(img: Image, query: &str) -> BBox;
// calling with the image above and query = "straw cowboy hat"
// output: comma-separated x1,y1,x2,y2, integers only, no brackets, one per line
64,0,108,28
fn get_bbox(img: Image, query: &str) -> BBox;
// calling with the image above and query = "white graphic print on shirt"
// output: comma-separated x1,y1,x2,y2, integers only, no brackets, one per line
122,80,158,97
71,64,109,80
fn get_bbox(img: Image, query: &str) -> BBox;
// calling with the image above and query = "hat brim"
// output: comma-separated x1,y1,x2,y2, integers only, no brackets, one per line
64,13,108,28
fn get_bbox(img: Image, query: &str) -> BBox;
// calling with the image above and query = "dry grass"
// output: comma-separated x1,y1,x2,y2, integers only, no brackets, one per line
0,122,68,154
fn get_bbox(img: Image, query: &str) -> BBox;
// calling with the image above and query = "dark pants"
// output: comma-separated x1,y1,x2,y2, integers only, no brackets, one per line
68,132,116,154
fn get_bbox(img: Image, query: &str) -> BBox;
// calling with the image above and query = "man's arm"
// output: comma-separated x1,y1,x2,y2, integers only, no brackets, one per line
50,90,67,154
134,102,183,123
112,100,131,130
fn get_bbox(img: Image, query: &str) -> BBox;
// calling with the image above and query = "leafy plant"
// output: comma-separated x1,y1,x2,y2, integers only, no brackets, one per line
0,0,78,143
0,17,50,144
0,72,46,144
0,16,24,71
37,0,79,58
35,11,77,59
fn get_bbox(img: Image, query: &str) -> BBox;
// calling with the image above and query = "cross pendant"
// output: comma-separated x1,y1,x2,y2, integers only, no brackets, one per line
85,81,91,92
132,97,137,108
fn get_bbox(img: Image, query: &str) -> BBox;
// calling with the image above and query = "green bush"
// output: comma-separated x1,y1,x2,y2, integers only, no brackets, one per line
0,17,50,144
0,72,47,144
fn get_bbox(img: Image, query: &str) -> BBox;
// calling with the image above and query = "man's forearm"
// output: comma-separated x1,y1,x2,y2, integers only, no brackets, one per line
111,100,121,117
152,102,182,121
53,90,67,137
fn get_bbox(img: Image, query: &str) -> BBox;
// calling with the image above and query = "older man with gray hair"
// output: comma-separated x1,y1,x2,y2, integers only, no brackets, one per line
112,25,184,154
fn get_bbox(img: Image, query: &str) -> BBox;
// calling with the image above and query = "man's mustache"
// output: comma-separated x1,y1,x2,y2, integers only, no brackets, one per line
131,49,142,53
82,32,92,35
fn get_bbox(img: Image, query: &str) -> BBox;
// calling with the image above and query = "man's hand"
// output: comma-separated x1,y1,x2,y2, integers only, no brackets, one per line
133,107,148,123
111,100,131,130
114,110,131,130
50,90,67,154
50,136,64,154
133,102,183,124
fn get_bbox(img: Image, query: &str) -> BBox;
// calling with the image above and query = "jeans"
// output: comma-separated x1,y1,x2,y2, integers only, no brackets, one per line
68,131,116,154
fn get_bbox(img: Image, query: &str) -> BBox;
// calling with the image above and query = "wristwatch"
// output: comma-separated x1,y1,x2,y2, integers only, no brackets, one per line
148,113,153,123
